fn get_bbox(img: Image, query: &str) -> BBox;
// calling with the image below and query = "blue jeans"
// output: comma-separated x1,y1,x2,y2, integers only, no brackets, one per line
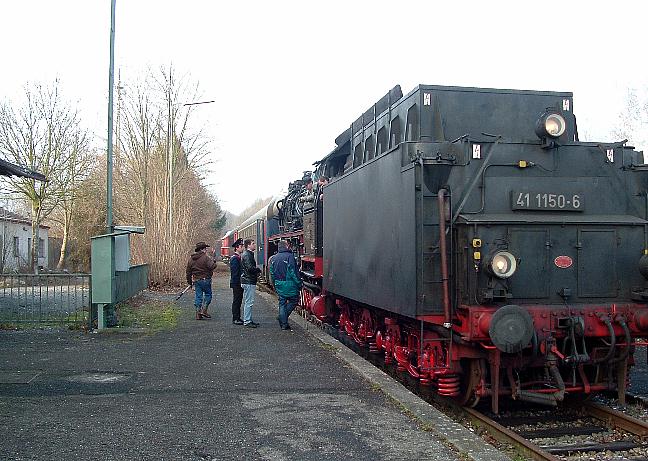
194,279,212,311
278,295,299,328
242,284,256,324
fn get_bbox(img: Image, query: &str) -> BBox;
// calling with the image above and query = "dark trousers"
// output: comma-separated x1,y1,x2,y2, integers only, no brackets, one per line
231,285,243,321
278,295,299,328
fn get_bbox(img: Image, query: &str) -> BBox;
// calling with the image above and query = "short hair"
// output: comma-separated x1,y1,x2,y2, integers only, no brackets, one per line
277,240,289,251
244,238,254,249
318,175,329,182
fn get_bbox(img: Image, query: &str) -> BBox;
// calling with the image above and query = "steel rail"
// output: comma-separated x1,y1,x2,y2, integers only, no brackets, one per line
461,407,560,461
583,401,648,437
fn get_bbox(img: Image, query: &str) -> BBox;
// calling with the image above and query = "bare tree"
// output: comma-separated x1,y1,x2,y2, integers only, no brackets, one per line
114,66,225,285
614,87,648,154
117,79,158,227
49,131,93,269
0,224,11,273
0,82,88,272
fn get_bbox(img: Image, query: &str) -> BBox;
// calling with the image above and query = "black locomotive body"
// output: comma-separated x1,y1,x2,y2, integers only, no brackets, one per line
225,83,648,412
306,84,648,412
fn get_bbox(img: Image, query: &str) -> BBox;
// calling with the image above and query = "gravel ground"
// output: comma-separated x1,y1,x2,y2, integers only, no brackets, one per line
0,275,460,461
629,344,647,397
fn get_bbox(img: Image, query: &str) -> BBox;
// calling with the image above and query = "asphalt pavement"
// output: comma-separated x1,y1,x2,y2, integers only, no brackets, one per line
0,274,464,461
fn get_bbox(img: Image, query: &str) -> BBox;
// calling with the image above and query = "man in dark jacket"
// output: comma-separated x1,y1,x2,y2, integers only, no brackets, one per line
186,241,217,320
241,238,261,328
229,238,245,325
270,240,302,330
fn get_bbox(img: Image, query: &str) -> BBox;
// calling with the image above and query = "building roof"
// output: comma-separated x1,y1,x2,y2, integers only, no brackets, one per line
0,207,50,229
0,158,47,181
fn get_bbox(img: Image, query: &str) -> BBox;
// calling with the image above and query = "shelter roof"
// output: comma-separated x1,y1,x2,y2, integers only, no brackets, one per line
0,158,47,181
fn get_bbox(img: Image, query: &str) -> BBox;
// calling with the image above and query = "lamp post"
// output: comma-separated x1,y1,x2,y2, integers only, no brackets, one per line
106,0,116,233
167,99,215,239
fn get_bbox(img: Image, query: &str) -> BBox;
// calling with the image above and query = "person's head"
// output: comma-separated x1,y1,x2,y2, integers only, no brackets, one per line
232,238,244,253
318,176,329,186
277,240,290,252
244,238,255,251
306,178,313,191
195,242,210,253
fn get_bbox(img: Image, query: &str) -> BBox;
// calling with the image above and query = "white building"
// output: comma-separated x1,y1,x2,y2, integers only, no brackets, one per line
0,207,49,272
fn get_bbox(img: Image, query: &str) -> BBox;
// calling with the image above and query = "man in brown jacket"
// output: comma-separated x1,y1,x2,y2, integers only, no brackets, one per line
186,241,217,320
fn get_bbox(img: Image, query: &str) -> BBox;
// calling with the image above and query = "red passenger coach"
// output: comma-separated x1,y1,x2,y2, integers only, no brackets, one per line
220,230,236,262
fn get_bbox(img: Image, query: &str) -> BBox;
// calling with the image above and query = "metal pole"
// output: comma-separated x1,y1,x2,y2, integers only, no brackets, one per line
116,69,122,170
106,0,116,233
169,98,173,239
167,75,173,241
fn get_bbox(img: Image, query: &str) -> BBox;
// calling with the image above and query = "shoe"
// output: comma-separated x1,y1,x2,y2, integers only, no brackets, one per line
232,319,244,325
281,325,292,331
195,312,202,320
200,309,211,319
244,323,257,328
250,321,260,326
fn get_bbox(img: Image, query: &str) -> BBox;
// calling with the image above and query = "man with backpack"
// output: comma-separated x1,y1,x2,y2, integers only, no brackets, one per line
270,240,302,330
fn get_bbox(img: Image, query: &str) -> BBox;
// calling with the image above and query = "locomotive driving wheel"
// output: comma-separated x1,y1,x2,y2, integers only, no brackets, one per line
457,359,484,408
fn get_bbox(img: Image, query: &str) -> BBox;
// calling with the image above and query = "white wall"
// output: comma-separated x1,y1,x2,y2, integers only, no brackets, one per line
0,221,49,272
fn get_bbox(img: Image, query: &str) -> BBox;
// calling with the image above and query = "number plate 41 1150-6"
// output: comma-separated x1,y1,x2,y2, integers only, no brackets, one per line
511,190,584,211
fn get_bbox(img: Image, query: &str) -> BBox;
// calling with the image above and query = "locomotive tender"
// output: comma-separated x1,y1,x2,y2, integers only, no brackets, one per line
222,84,648,413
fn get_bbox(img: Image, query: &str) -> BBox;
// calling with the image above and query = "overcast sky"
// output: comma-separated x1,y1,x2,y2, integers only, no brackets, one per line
1,1,646,215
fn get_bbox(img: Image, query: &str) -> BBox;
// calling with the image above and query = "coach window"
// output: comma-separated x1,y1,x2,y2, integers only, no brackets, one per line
376,126,387,155
364,135,375,162
405,105,419,141
389,117,402,148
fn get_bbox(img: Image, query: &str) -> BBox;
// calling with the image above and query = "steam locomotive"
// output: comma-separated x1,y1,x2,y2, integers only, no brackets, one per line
222,84,648,413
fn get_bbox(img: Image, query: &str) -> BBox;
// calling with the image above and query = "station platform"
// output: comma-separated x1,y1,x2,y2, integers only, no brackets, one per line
0,274,507,461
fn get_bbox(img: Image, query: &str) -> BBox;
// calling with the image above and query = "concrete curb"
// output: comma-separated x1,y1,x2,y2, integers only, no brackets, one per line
257,290,511,461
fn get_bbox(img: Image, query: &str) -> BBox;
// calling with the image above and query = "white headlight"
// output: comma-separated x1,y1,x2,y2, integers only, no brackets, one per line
535,110,567,141
545,114,566,137
489,251,517,278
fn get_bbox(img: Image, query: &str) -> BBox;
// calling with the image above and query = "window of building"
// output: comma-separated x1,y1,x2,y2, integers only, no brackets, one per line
38,238,45,258
28,238,31,259
13,237,19,257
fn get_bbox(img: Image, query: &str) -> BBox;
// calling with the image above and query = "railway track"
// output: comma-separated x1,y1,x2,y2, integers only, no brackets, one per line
467,401,648,461
296,308,648,461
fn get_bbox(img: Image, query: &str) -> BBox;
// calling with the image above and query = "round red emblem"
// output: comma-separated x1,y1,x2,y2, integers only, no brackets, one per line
554,255,573,269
